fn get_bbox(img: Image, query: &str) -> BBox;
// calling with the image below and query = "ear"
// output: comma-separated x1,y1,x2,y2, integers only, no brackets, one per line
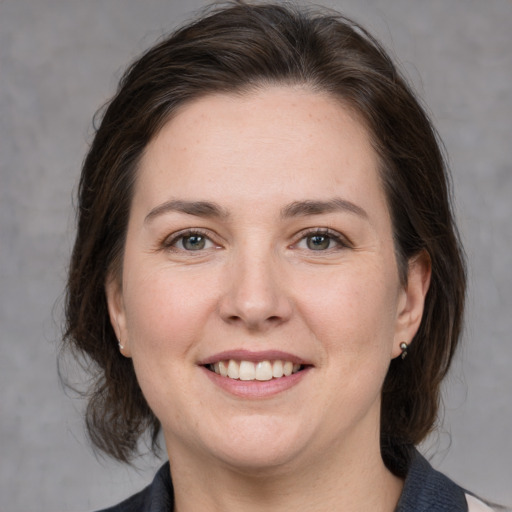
392,250,432,358
105,272,132,357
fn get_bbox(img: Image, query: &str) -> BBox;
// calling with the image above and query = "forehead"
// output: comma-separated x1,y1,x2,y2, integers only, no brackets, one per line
136,86,386,217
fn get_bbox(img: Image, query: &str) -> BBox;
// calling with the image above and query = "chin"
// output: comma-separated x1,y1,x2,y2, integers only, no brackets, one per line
175,414,311,474
211,440,305,475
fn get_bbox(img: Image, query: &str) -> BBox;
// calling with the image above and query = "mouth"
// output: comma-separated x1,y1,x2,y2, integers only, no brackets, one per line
205,359,305,381
199,351,312,397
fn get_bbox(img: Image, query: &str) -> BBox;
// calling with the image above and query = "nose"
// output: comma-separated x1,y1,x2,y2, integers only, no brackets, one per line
218,247,293,331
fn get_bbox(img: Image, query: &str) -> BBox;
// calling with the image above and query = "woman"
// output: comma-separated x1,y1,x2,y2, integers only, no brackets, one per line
63,2,502,511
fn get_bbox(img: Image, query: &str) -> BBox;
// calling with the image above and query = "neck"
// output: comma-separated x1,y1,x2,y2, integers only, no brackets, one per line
167,427,403,512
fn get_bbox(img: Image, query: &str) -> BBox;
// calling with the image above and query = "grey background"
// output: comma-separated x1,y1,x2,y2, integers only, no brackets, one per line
1,0,511,510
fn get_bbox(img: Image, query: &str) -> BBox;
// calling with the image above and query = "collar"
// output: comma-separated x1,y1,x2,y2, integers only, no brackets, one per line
395,449,468,512
99,448,468,511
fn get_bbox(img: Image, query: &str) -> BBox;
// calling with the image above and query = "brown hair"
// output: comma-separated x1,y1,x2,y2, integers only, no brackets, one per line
63,1,466,470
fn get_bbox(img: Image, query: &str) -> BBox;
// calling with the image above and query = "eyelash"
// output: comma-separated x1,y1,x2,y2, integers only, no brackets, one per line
293,228,351,252
162,228,218,252
161,227,351,254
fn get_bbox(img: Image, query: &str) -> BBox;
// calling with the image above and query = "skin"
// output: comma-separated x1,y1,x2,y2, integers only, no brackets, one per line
106,86,431,512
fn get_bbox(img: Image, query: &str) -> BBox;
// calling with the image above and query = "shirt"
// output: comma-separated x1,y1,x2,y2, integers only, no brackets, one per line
96,449,500,512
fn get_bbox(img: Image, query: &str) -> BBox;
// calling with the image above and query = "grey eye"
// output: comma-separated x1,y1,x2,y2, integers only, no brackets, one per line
181,235,207,250
306,234,332,250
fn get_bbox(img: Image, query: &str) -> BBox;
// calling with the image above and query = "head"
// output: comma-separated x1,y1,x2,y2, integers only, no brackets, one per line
64,2,466,472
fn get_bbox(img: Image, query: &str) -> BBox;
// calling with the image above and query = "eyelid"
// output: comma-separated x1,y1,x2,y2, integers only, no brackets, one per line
161,228,221,251
159,226,351,253
292,227,353,250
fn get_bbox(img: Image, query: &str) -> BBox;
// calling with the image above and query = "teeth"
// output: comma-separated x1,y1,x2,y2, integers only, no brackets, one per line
227,359,239,379
272,360,284,378
210,359,303,381
239,360,256,381
255,361,273,381
218,360,228,377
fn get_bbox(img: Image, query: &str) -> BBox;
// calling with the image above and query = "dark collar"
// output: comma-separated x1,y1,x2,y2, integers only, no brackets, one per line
95,462,173,512
97,449,467,512
395,449,468,512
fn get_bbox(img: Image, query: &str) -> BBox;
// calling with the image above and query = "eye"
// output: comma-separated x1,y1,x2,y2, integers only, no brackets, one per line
294,229,349,251
306,234,333,251
165,230,217,252
179,234,210,251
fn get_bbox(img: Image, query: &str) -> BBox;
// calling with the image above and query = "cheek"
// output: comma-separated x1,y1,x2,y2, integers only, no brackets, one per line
122,263,219,358
294,262,400,353
284,265,400,438
120,266,220,422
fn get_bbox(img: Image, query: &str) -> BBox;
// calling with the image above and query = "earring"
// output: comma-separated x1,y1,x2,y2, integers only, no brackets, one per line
400,342,408,360
118,339,125,351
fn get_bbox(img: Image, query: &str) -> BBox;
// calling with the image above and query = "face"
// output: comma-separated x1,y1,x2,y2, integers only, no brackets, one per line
107,87,429,473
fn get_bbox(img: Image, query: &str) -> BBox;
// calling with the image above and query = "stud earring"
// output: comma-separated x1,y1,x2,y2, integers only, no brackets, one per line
118,339,125,351
400,342,408,360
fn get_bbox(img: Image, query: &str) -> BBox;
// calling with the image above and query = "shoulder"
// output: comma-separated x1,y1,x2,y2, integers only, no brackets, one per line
395,448,509,512
467,494,494,512
466,494,511,512
94,462,173,512
396,448,467,511
95,487,149,512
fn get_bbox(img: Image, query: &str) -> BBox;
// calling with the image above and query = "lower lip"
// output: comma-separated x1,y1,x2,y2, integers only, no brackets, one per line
201,366,311,399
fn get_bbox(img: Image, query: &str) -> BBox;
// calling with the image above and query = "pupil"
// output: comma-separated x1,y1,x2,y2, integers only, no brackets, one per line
307,235,330,250
184,235,205,250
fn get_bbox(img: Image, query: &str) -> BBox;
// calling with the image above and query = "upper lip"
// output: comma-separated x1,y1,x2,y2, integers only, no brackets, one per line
198,349,310,366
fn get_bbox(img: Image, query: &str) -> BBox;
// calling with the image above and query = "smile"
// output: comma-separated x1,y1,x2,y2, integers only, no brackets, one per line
208,360,303,381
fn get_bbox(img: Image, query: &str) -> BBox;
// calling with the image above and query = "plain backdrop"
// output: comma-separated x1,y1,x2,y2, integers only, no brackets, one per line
1,0,511,510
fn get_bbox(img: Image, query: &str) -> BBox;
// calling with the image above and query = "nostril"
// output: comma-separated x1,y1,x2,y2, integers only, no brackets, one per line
218,287,293,329
225,314,281,323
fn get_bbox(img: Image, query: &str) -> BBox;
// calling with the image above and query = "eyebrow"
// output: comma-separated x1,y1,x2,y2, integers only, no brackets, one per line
144,197,368,224
144,200,229,224
281,198,368,219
